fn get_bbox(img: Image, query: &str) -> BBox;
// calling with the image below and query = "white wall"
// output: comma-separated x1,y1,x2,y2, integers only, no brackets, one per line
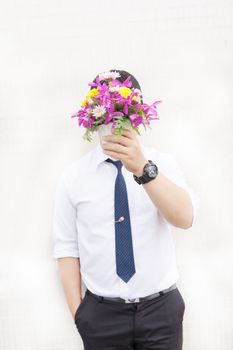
0,0,232,349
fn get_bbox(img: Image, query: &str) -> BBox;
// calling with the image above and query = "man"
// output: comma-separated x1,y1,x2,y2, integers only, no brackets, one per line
52,71,199,350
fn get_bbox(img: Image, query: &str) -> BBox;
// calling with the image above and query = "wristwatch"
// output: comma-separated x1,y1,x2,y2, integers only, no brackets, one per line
133,160,158,185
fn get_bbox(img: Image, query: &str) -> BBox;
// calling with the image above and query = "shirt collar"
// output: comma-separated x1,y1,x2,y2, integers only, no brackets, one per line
90,140,147,171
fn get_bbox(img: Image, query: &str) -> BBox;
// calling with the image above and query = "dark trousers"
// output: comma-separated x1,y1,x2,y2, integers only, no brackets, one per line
74,286,185,350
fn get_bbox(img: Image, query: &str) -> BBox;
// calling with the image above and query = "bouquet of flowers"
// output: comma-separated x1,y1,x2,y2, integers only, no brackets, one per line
71,71,162,142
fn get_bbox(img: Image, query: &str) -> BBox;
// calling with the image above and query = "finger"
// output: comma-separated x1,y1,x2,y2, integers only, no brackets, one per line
102,149,126,161
103,134,131,147
120,128,136,140
102,142,128,155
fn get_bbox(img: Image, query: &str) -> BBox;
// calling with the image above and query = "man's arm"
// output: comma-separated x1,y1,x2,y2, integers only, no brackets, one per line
101,129,198,230
134,169,193,229
52,168,81,319
57,257,82,319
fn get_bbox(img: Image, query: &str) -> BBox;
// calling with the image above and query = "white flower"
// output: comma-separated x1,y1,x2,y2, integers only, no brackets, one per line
133,95,142,103
98,71,121,81
109,85,120,92
87,97,94,105
92,105,106,118
133,88,143,96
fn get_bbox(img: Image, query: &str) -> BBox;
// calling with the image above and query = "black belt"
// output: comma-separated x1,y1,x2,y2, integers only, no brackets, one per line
86,283,177,304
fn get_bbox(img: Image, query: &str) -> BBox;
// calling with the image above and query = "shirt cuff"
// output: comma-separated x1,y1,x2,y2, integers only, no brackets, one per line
53,249,80,259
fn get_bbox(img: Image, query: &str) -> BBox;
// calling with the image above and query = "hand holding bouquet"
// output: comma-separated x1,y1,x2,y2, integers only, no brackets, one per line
71,71,162,142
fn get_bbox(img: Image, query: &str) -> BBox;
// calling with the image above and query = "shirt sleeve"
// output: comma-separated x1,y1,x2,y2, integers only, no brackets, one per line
52,169,80,259
161,153,200,228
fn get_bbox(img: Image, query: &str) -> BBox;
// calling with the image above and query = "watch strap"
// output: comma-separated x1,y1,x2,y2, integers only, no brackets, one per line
133,160,158,185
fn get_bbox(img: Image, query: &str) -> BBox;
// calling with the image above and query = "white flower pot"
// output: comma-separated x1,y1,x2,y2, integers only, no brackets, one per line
98,122,115,145
98,122,118,160
98,122,131,143
98,122,132,161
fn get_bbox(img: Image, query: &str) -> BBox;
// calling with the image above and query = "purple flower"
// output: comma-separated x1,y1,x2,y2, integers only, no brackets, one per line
70,73,162,141
129,114,143,127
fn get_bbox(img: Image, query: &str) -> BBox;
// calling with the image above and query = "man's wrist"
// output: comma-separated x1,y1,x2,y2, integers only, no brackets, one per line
134,158,148,177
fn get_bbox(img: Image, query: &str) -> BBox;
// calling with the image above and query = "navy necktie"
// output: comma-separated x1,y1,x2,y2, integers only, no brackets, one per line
105,158,136,283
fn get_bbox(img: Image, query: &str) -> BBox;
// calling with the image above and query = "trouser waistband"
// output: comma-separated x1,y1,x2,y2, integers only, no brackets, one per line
86,283,177,304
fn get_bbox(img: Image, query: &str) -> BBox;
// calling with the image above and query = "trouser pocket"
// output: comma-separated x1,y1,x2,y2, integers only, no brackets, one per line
74,293,98,335
176,288,185,315
74,292,87,323
167,288,185,324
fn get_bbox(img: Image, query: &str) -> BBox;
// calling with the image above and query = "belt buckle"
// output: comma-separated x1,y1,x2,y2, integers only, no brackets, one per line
124,297,140,303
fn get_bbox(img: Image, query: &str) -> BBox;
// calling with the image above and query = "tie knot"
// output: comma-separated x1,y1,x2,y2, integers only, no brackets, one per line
105,158,123,170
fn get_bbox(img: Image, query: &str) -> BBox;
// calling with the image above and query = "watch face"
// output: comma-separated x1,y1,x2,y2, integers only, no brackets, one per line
145,164,157,178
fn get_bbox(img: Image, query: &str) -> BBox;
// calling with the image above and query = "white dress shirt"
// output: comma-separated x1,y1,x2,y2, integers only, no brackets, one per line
52,141,200,299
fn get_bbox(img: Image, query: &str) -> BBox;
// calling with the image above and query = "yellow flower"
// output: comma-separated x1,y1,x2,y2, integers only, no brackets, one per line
87,88,99,98
81,98,88,107
118,87,132,98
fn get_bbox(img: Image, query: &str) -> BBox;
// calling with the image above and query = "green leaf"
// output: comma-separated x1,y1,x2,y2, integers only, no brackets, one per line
83,129,93,142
